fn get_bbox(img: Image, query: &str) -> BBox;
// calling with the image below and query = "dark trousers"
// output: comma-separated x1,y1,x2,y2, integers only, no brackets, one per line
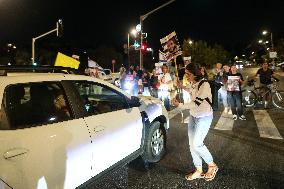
228,91,243,115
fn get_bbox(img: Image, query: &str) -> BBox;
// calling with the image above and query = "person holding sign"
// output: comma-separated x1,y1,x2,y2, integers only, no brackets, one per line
226,64,246,121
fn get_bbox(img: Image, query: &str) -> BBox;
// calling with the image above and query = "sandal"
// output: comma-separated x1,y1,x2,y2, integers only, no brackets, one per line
185,170,204,181
204,165,218,181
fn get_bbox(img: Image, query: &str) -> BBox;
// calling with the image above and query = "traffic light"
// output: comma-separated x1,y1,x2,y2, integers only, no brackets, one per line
57,19,63,37
141,42,148,53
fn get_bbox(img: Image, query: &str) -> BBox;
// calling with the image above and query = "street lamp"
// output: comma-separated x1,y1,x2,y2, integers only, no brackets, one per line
189,40,193,45
262,30,273,50
139,0,176,69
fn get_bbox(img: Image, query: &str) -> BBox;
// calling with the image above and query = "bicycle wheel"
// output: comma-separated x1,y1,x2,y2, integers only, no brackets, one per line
272,91,284,110
242,90,257,108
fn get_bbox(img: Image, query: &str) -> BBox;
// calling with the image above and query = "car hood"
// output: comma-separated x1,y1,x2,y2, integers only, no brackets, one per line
138,95,169,125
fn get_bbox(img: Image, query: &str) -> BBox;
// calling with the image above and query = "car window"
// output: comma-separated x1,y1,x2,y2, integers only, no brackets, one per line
73,81,128,115
2,82,73,129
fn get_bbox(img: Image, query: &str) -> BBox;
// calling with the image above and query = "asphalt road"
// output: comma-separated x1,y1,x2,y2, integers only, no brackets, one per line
86,67,284,189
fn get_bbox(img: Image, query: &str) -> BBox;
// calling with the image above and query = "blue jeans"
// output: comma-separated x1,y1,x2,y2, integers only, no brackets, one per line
228,91,243,115
218,87,228,109
188,115,213,167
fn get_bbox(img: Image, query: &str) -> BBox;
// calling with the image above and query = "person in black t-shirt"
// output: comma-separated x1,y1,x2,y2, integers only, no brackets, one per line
254,61,280,107
226,64,246,121
255,62,279,85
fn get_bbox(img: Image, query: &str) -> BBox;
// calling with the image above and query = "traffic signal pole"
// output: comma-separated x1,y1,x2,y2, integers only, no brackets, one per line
139,0,176,69
32,20,63,64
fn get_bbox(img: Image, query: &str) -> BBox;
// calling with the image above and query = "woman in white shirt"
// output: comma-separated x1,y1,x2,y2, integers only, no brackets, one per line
158,64,172,111
173,63,218,181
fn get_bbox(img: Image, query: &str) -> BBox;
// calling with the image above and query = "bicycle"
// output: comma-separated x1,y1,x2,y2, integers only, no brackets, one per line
242,79,284,110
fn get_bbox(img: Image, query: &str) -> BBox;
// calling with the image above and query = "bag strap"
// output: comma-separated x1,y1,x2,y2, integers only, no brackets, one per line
195,79,212,107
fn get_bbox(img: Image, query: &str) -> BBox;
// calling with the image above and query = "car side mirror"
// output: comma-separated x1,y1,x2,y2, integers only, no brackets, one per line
129,96,141,107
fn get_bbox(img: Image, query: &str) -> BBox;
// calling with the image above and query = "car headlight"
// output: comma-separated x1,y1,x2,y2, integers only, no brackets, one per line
124,81,134,90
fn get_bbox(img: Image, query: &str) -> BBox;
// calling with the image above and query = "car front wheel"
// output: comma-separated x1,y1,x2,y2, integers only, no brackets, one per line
142,121,166,163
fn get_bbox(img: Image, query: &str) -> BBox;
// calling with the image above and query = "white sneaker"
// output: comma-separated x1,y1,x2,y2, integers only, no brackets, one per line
227,109,232,115
239,115,246,121
233,115,237,120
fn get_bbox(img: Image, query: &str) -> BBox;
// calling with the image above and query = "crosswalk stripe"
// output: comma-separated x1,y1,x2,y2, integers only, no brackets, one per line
214,110,234,130
253,110,283,139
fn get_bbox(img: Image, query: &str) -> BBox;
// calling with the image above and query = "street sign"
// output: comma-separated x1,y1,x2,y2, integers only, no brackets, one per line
269,51,277,58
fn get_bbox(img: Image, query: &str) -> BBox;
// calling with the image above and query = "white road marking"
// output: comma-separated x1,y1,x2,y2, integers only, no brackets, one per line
253,110,283,139
214,110,234,130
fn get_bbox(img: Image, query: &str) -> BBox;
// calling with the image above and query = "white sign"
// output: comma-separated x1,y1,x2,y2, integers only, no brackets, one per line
269,52,277,58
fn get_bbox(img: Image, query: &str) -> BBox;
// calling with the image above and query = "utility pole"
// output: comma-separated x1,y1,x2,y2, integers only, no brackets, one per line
32,19,63,64
139,0,176,69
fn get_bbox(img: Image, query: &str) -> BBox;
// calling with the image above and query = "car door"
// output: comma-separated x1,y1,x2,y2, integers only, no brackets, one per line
73,80,143,176
0,81,93,189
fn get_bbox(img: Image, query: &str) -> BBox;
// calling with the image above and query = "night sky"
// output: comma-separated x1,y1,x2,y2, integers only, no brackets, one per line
1,0,284,55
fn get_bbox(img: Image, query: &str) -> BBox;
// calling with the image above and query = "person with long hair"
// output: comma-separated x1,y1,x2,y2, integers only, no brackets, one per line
173,63,218,181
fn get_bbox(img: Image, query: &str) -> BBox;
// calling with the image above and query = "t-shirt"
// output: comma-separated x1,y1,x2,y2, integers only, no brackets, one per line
257,68,274,85
158,73,172,90
227,73,243,91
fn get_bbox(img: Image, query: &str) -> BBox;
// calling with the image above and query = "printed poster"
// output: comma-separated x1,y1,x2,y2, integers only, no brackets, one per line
227,76,240,91
160,31,182,61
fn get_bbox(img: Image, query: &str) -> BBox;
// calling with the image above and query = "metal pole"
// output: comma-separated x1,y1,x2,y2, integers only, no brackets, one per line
127,33,130,68
32,38,35,64
31,28,57,64
139,17,143,69
271,32,274,50
139,0,176,69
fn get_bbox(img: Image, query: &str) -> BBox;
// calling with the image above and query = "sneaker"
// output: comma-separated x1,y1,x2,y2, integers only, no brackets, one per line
227,109,232,115
239,115,246,120
233,115,237,120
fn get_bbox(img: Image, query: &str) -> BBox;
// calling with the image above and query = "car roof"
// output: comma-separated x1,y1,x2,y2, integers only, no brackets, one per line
0,72,131,98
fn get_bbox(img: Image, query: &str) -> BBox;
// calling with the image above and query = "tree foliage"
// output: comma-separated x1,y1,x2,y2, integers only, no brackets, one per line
182,39,230,67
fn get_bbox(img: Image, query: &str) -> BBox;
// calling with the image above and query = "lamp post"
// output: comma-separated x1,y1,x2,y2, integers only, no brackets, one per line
262,30,274,50
32,19,63,64
127,29,137,67
139,0,176,69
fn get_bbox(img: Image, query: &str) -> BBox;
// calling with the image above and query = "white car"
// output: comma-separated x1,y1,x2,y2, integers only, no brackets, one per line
0,66,169,189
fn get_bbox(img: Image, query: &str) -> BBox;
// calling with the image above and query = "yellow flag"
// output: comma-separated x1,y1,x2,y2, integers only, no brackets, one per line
54,52,80,69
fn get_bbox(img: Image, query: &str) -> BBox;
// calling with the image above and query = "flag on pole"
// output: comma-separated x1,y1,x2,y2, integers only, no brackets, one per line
55,52,80,69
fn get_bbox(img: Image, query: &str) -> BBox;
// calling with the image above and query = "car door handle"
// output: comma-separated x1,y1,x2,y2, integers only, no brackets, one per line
94,126,105,133
3,148,29,159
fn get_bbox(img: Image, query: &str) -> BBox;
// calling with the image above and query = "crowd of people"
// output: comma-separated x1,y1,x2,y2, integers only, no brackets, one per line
84,58,280,181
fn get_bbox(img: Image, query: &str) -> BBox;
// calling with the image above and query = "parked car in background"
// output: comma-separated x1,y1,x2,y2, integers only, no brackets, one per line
0,66,169,189
277,62,284,71
103,68,120,86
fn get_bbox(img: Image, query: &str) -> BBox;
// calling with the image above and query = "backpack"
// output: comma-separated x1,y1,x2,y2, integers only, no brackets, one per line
197,79,222,109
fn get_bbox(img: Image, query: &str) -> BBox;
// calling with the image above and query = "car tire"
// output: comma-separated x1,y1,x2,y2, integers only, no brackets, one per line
142,121,166,163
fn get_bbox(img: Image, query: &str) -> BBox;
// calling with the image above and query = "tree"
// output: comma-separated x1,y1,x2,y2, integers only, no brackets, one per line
182,39,230,67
